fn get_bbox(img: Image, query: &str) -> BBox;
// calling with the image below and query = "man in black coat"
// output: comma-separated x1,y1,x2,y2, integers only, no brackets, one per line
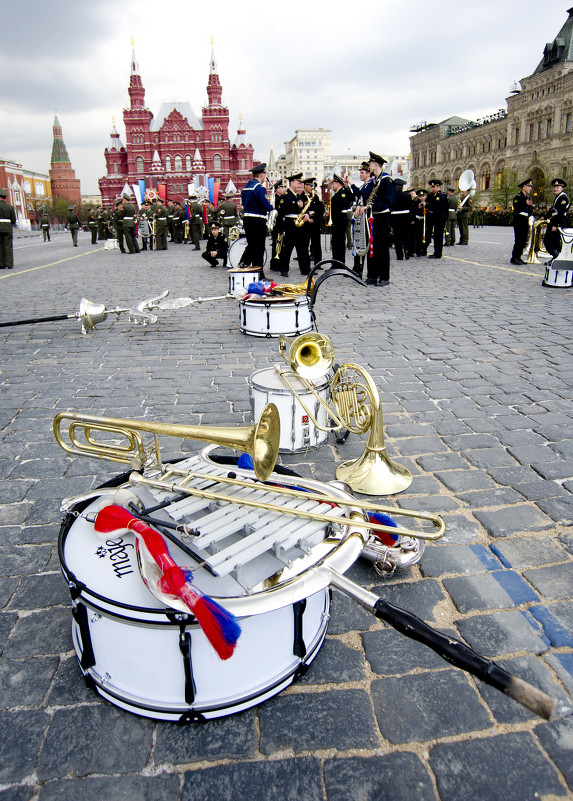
426,180,448,259
544,178,570,260
202,222,228,267
510,178,534,264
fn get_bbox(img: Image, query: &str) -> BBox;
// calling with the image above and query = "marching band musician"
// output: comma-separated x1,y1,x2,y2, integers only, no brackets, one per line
269,180,286,271
350,161,373,277
201,221,229,267
413,189,428,257
240,162,273,270
138,201,153,251
445,187,458,247
302,177,324,265
329,174,354,266
544,178,570,260
355,152,394,286
119,193,140,254
426,179,448,259
153,197,168,251
456,188,472,245
390,178,412,260
217,192,239,241
510,178,534,265
276,171,310,278
185,192,203,250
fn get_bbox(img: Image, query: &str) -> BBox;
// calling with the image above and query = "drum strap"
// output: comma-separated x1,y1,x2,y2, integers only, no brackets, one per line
178,630,197,705
72,602,96,670
293,598,307,659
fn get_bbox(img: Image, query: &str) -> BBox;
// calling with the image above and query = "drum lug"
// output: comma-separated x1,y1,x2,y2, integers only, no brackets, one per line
178,710,207,724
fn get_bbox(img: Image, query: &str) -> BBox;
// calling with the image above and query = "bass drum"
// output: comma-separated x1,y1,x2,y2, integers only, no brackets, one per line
227,236,268,269
249,367,330,452
239,297,313,338
58,490,330,722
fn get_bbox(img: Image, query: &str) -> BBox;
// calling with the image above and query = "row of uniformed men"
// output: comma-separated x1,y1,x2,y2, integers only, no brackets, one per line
510,177,570,265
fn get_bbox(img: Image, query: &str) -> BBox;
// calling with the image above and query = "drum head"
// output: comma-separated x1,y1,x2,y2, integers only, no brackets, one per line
228,237,268,269
249,367,328,393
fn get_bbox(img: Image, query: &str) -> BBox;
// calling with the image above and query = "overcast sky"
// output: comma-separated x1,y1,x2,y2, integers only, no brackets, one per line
1,1,569,193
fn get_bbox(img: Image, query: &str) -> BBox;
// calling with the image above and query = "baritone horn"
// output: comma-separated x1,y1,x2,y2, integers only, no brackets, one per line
53,404,281,482
276,333,413,495
525,219,550,264
458,169,477,207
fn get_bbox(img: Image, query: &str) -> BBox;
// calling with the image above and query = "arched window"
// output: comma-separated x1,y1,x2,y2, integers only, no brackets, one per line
136,157,144,174
165,156,171,171
186,155,191,170
213,154,221,170
174,156,182,171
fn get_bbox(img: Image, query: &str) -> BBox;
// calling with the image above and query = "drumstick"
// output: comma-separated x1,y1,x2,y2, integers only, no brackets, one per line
328,569,556,721
94,505,241,660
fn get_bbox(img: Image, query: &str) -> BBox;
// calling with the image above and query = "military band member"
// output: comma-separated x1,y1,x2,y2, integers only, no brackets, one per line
270,180,286,271
120,194,140,254
166,200,176,242
445,187,458,246
330,174,354,266
510,178,534,264
138,202,152,250
202,222,229,267
350,162,372,277
111,197,126,253
154,198,168,250
0,188,16,269
240,162,273,270
87,207,98,244
66,205,81,247
97,206,108,240
390,178,411,260
355,152,394,285
278,171,310,277
413,190,428,257
186,193,203,249
544,178,570,260
40,213,51,242
300,177,324,266
457,189,472,245
217,192,239,241
426,179,448,259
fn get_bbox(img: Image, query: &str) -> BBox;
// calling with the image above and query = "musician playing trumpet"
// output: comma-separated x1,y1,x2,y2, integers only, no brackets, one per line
329,174,354,266
276,171,310,278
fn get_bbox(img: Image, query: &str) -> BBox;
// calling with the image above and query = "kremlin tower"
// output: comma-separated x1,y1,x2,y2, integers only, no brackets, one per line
49,114,81,205
98,45,254,206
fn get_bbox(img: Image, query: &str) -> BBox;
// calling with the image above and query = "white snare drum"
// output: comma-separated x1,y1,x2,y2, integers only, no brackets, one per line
228,268,261,294
239,296,313,337
59,492,330,722
227,236,268,269
103,239,119,250
543,260,573,288
249,367,330,452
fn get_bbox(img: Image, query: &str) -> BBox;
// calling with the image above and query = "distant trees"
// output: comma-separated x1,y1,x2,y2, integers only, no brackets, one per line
490,169,519,209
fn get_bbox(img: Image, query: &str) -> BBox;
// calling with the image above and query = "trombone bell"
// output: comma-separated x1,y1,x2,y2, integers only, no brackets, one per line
53,403,281,482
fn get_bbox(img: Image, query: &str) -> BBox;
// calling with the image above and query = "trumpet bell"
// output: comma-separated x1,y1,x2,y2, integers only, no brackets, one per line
278,332,335,379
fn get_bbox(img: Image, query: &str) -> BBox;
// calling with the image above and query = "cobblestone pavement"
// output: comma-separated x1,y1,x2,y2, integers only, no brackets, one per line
0,227,572,801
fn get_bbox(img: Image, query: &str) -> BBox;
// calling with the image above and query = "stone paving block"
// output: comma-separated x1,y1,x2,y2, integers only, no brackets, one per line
371,669,491,744
535,495,573,525
444,570,539,613
327,590,378,634
429,731,568,801
154,709,256,764
455,610,550,657
323,752,437,801
372,577,446,622
0,787,33,801
515,479,569,501
476,654,572,723
258,689,378,754
439,514,481,544
544,652,573,696
434,469,496,493
530,601,573,647
298,636,366,684
490,534,568,568
0,656,58,707
465,448,520,469
532,460,573,480
36,705,155,780
416,453,470,471
0,708,50,783
535,717,573,793
7,572,69,610
3,607,72,658
0,611,17,651
507,444,560,465
442,433,501,451
473,505,553,537
392,436,448,456
181,757,324,801
523,563,573,600
0,544,53,579
362,627,454,674
420,543,502,577
458,487,524,508
38,775,181,801
486,464,541,485
0,577,19,607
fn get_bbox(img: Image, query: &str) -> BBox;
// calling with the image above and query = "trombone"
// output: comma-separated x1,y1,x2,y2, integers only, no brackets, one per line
52,407,443,542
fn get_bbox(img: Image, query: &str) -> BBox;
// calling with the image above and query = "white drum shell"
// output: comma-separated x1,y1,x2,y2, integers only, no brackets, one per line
228,269,260,294
249,367,329,452
239,297,313,337
543,263,573,287
227,236,267,269
59,503,330,721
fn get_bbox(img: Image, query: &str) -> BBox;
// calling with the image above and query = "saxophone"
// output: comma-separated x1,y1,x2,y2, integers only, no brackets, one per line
295,192,314,227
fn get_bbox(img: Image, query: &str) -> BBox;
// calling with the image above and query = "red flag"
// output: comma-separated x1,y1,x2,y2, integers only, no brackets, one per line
213,179,220,207
158,184,167,202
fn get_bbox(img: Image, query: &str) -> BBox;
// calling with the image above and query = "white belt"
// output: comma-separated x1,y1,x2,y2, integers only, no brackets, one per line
519,212,529,216
123,216,134,220
373,209,390,215
391,210,410,215
285,214,298,219
244,213,267,219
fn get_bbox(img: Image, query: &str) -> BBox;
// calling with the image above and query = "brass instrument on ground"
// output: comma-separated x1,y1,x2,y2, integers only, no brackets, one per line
294,192,314,227
276,332,413,495
53,407,442,541
53,404,280,483
525,219,550,264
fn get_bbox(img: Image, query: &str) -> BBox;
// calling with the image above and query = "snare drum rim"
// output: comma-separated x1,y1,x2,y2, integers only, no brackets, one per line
248,366,330,396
